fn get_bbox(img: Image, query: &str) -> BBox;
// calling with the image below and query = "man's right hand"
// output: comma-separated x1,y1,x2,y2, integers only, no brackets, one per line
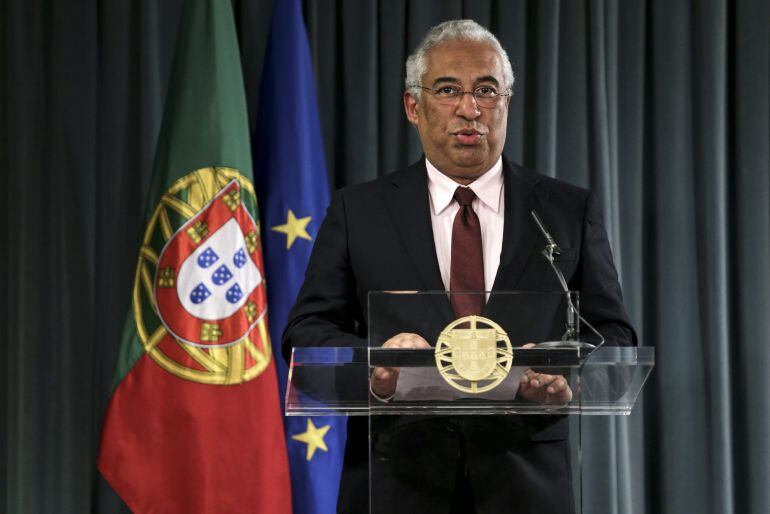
370,332,431,399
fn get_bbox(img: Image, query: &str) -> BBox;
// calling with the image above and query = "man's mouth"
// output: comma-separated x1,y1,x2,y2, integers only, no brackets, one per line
453,128,484,145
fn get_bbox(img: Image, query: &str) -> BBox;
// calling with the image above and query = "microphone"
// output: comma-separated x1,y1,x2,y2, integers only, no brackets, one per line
529,210,604,350
530,210,561,259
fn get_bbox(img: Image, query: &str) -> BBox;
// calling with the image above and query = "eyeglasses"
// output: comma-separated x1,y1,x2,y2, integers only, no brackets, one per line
411,84,511,108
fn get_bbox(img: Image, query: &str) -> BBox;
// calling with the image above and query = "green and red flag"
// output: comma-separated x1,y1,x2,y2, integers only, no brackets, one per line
97,0,292,512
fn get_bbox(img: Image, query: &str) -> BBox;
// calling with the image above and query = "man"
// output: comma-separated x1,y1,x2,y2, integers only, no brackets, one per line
283,20,635,514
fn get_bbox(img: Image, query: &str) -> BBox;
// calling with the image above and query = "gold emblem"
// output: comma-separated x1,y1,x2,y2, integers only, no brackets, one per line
157,267,175,288
244,300,258,323
200,323,222,343
186,221,209,244
435,316,513,393
245,230,259,253
222,188,241,211
131,167,271,385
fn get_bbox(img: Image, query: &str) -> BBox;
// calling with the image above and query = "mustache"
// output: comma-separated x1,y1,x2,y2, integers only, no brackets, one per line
449,124,488,135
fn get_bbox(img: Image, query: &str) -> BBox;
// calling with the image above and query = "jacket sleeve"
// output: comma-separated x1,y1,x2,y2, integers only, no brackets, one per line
281,189,367,363
572,191,637,346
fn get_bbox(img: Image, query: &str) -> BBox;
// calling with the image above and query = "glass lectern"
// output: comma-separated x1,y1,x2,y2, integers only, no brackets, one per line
286,291,654,514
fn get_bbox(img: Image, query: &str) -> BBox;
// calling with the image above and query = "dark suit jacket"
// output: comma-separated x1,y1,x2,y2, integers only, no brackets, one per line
283,158,636,514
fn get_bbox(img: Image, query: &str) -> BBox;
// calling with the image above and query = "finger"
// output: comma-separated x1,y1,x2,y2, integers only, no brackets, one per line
382,335,405,348
372,366,397,380
403,333,430,348
545,376,566,395
521,368,537,383
546,390,570,405
385,336,403,349
521,370,544,389
536,373,560,390
370,366,399,398
556,378,573,400
527,373,549,389
383,333,431,349
546,378,573,404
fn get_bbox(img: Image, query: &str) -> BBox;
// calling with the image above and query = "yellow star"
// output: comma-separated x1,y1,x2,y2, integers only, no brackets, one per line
271,209,312,249
291,418,331,461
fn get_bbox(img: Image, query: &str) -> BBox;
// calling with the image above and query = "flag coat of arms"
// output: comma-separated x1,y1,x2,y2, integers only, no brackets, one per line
98,0,292,512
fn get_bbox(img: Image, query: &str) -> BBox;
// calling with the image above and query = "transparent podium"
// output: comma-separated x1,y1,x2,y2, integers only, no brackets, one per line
287,292,654,514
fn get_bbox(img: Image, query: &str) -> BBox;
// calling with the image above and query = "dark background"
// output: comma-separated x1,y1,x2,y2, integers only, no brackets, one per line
2,1,769,513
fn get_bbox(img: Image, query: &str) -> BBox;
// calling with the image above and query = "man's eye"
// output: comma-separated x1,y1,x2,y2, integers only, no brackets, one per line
436,86,459,96
475,86,497,97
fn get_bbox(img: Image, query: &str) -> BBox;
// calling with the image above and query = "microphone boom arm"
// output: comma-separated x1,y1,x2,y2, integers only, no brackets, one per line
530,210,605,349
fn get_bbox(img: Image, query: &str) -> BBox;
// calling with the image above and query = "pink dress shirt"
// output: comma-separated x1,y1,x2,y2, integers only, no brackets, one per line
425,157,505,296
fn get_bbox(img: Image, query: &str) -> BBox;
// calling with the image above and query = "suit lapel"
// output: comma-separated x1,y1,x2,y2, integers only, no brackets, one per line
384,160,454,323
384,160,446,292
485,160,543,320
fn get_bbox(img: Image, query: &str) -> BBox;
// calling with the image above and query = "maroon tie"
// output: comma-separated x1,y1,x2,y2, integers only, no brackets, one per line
450,187,485,317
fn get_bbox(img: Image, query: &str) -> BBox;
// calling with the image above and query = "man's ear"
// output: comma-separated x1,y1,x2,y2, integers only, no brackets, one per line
403,91,419,126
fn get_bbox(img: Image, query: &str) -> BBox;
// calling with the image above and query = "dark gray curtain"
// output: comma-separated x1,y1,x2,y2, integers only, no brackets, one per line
2,1,768,513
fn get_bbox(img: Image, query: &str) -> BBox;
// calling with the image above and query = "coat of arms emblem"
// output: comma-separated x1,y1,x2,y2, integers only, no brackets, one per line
131,167,271,385
155,180,265,347
435,316,513,393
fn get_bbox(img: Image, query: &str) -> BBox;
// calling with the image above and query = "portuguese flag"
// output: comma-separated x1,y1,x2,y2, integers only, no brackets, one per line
97,0,292,512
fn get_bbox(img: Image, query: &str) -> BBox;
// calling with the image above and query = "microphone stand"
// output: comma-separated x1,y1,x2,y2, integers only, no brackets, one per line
530,211,605,352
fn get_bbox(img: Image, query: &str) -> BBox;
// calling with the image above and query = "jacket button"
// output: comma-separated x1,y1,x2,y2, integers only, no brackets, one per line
447,420,457,432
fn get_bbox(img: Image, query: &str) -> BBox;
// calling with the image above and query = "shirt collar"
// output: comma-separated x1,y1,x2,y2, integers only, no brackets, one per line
426,156,504,215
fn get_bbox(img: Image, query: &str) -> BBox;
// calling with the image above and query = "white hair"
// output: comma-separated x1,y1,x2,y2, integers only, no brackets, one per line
405,20,515,100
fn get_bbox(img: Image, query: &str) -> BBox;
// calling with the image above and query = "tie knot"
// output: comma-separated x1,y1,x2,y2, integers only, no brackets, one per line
454,187,477,207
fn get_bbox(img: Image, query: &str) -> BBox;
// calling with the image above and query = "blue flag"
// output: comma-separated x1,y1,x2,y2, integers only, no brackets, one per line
253,1,346,513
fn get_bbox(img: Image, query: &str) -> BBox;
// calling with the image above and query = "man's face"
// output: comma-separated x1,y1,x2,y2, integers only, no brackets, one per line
404,40,510,184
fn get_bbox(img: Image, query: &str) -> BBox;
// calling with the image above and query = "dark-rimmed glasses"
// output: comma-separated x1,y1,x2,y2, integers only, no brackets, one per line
411,84,511,108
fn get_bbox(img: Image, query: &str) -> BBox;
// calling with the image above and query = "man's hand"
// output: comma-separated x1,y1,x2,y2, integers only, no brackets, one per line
370,333,431,399
517,343,573,405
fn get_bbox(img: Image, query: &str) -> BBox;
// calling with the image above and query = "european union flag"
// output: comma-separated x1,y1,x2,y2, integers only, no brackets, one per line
253,1,346,513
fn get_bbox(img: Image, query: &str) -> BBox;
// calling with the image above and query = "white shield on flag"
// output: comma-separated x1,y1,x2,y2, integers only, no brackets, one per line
176,218,262,320
154,179,268,348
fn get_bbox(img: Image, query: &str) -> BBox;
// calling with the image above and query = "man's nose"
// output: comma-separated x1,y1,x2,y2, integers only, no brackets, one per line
455,92,481,119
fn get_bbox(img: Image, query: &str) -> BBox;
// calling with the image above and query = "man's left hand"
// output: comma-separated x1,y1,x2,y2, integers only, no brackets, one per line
517,343,573,405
